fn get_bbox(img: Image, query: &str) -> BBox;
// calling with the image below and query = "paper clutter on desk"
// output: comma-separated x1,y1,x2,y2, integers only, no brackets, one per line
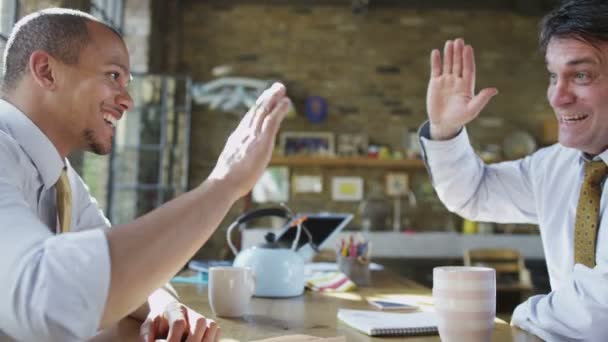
306,271,357,292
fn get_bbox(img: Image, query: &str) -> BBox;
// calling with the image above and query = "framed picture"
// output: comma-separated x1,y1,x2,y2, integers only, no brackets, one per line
252,166,289,203
337,133,368,157
332,176,364,201
292,174,323,194
386,172,409,196
280,131,334,157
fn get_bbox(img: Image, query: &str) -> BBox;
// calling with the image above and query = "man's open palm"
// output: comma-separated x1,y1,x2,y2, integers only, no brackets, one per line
426,38,497,139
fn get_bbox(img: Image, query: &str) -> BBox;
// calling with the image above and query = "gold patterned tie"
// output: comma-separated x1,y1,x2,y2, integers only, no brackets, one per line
55,168,72,234
574,160,608,267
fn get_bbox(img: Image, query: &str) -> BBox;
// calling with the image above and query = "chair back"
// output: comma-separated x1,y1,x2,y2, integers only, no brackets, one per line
464,248,531,288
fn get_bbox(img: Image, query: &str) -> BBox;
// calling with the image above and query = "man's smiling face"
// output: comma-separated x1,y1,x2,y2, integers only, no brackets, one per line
546,37,608,155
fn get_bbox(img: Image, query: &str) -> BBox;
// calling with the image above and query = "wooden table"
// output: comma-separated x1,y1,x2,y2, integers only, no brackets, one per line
94,271,543,341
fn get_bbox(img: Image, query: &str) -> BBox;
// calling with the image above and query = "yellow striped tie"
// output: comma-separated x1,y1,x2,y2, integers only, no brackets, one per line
55,168,72,233
574,161,608,267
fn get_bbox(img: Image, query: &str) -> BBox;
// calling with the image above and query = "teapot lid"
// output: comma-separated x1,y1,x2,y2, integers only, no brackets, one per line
259,232,282,249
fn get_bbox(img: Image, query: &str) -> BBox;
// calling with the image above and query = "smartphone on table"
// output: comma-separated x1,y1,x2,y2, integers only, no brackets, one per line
367,299,419,311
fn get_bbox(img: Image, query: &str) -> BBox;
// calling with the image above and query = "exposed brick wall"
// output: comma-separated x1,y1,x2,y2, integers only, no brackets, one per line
155,2,549,258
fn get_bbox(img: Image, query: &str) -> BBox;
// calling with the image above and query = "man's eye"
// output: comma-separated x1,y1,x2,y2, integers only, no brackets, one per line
548,73,557,84
108,72,120,81
575,72,590,82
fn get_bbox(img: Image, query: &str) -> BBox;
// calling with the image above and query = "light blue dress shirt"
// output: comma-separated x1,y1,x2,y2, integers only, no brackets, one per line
0,99,111,341
419,121,608,341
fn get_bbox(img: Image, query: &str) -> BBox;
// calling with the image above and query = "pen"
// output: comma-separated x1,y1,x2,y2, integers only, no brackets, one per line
359,241,368,257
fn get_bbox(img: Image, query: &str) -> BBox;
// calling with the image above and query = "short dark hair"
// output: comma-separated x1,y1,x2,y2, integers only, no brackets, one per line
540,0,608,53
1,8,120,92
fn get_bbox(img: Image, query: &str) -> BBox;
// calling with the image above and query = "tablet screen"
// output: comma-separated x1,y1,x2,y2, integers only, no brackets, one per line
275,213,353,252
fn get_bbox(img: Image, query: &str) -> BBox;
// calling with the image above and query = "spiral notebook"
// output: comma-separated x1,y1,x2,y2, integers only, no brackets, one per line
337,309,438,336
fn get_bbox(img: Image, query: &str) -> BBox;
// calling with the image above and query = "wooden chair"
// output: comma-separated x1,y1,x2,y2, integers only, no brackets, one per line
464,248,534,312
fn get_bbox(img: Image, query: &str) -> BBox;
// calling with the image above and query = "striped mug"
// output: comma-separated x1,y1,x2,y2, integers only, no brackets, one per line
433,266,496,342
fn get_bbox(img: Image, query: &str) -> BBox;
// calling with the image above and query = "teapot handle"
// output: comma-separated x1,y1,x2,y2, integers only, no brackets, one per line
226,220,241,256
226,207,291,256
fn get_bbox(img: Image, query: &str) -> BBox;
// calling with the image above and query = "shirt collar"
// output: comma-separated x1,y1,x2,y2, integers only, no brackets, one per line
598,150,608,165
0,99,65,190
577,149,608,166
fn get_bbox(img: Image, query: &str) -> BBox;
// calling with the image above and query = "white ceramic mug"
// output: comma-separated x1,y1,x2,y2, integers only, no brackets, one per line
433,266,496,342
208,266,255,318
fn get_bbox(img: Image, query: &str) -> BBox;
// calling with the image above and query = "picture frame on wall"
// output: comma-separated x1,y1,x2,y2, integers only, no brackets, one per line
331,176,364,201
280,131,335,157
292,174,323,194
252,166,289,203
337,133,368,157
386,172,409,196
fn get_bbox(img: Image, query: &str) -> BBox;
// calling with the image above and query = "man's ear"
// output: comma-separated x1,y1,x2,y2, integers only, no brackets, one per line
29,50,58,90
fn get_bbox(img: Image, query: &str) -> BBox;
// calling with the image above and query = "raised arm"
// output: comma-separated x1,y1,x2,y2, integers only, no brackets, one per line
421,39,537,224
100,82,290,328
426,38,497,140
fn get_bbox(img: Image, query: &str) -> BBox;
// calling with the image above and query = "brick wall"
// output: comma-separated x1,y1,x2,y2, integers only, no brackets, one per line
155,2,550,258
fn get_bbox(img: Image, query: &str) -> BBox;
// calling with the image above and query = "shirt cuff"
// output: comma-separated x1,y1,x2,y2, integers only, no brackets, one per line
511,300,530,329
417,121,475,181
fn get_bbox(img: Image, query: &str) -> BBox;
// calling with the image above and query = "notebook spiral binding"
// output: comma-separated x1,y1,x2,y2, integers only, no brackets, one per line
372,326,437,336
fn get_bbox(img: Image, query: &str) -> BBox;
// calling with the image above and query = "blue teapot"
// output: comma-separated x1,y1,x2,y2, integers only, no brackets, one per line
227,207,305,298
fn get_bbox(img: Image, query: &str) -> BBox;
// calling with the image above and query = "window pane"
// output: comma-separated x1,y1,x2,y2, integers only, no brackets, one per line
91,0,123,31
0,0,15,34
0,0,15,77
0,38,5,77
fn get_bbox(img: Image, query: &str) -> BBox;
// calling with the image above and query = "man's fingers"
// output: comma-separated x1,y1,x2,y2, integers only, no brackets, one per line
214,327,221,342
467,87,498,119
462,44,477,94
442,40,453,75
245,81,281,129
185,316,208,342
202,320,219,342
241,103,258,131
255,82,285,105
253,83,286,134
462,44,474,79
430,49,442,78
139,318,155,342
164,305,188,342
453,38,464,78
261,97,290,137
253,82,286,117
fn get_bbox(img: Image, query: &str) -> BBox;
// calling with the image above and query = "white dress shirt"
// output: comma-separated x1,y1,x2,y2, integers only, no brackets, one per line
0,99,111,341
419,121,608,341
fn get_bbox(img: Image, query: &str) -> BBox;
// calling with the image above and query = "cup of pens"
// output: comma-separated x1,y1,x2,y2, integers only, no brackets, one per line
337,235,371,286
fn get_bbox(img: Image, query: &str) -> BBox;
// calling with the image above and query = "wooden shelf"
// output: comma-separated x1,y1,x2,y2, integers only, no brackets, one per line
270,156,426,169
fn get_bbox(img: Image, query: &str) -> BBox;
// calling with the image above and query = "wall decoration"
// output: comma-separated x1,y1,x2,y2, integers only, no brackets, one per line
304,96,328,123
280,131,334,157
252,166,289,203
332,176,364,201
386,172,409,196
337,133,368,157
292,175,323,194
191,77,270,115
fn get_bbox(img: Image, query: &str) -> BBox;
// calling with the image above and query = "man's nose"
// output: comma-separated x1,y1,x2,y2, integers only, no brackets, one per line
548,80,575,108
116,89,134,112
